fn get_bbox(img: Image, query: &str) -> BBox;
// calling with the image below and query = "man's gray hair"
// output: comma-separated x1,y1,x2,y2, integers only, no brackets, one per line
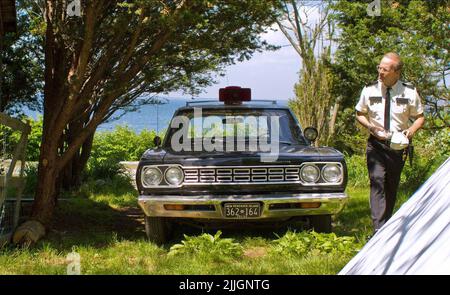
383,52,403,71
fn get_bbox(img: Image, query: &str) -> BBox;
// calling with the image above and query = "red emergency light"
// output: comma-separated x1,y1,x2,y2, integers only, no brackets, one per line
219,86,251,105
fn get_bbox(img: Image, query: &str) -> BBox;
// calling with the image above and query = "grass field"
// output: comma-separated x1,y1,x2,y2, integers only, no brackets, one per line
0,176,417,275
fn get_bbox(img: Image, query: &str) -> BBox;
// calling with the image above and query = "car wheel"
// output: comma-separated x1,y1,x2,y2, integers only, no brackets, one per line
144,216,172,245
309,215,332,233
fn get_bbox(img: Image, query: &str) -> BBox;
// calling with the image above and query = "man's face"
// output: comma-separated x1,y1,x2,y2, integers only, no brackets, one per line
377,57,401,87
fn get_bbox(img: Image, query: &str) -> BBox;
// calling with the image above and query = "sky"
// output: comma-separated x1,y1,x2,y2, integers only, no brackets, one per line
199,28,301,101
169,26,302,101
169,5,325,101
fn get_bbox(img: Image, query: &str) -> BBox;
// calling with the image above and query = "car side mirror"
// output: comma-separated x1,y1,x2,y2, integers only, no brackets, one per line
153,136,162,147
304,127,318,143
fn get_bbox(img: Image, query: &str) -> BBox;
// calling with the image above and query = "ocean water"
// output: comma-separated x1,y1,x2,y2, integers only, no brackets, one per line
98,98,289,133
99,98,188,132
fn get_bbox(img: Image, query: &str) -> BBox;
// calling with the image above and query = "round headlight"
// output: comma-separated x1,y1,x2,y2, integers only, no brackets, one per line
142,167,162,186
165,166,184,186
300,164,320,183
322,164,342,183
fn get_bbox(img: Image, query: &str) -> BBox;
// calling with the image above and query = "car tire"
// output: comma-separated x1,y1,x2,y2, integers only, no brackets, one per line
144,216,172,245
309,215,332,233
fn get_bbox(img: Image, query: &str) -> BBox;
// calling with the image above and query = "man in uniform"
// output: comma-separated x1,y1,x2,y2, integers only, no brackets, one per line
355,52,425,233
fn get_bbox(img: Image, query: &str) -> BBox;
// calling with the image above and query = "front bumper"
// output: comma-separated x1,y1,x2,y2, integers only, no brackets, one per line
138,192,348,219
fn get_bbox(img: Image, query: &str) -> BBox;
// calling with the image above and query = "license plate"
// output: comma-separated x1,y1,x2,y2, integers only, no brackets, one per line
223,203,261,218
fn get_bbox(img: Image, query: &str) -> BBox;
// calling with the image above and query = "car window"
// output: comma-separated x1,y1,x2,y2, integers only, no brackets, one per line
165,108,307,149
187,114,269,139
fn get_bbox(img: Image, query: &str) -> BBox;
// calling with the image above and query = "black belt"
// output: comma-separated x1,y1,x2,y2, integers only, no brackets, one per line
369,134,391,146
368,135,407,156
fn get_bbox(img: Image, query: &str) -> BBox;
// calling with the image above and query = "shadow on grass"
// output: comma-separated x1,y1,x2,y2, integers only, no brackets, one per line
23,193,374,252
44,198,145,251
14,175,145,252
38,199,323,252
16,181,376,252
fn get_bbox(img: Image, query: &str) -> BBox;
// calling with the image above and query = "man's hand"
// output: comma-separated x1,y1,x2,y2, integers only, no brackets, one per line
356,111,389,140
369,125,388,140
402,114,425,139
402,128,414,139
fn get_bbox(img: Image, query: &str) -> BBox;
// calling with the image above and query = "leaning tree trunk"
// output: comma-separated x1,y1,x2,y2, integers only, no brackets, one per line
12,129,61,245
12,6,68,244
32,139,59,225
13,118,99,245
61,131,94,191
73,133,94,186
61,114,90,191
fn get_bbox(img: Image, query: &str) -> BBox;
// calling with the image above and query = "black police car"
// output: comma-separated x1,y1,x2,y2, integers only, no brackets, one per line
136,87,348,244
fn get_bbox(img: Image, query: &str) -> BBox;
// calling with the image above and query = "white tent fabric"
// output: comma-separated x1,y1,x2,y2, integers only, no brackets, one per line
340,157,450,275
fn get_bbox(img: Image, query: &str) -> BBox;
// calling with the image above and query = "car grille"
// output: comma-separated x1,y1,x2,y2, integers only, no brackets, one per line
183,166,300,185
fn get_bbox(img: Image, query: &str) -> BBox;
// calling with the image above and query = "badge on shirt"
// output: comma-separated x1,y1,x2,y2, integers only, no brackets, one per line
369,96,382,104
396,97,410,105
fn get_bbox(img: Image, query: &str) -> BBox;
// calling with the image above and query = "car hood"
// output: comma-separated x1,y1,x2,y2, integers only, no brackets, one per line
141,145,344,166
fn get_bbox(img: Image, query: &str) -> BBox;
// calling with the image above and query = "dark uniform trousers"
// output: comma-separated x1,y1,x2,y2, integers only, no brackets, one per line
366,135,406,231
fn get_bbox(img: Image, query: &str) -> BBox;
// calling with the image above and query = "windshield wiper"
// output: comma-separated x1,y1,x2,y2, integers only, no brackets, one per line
277,141,293,145
238,139,294,145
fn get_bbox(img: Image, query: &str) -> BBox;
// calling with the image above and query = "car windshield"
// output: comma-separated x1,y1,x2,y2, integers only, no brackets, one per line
164,108,307,151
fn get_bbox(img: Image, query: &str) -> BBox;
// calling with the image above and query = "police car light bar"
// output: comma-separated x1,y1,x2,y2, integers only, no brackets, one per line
219,86,251,105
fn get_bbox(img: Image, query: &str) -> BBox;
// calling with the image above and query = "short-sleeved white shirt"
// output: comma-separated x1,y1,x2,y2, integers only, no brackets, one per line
355,80,424,132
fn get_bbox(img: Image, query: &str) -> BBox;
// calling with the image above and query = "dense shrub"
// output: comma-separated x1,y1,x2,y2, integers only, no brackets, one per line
86,125,160,180
400,128,449,193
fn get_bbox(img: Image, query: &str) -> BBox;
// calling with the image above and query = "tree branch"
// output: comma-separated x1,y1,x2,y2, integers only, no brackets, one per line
276,19,302,57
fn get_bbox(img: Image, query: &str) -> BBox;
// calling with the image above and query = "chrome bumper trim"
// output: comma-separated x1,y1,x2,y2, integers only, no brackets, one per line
138,192,348,219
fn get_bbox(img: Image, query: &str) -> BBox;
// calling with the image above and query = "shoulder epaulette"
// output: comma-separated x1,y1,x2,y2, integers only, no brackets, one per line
365,80,378,87
402,81,415,89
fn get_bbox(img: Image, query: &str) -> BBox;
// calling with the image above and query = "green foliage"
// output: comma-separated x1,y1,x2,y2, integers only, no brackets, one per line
0,116,42,161
87,125,158,180
399,128,449,193
271,230,360,258
0,125,17,160
85,161,125,182
91,125,157,163
72,174,137,208
290,55,335,145
25,116,43,161
345,153,369,188
414,128,450,160
332,108,367,155
0,0,43,114
168,231,243,259
23,165,39,196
